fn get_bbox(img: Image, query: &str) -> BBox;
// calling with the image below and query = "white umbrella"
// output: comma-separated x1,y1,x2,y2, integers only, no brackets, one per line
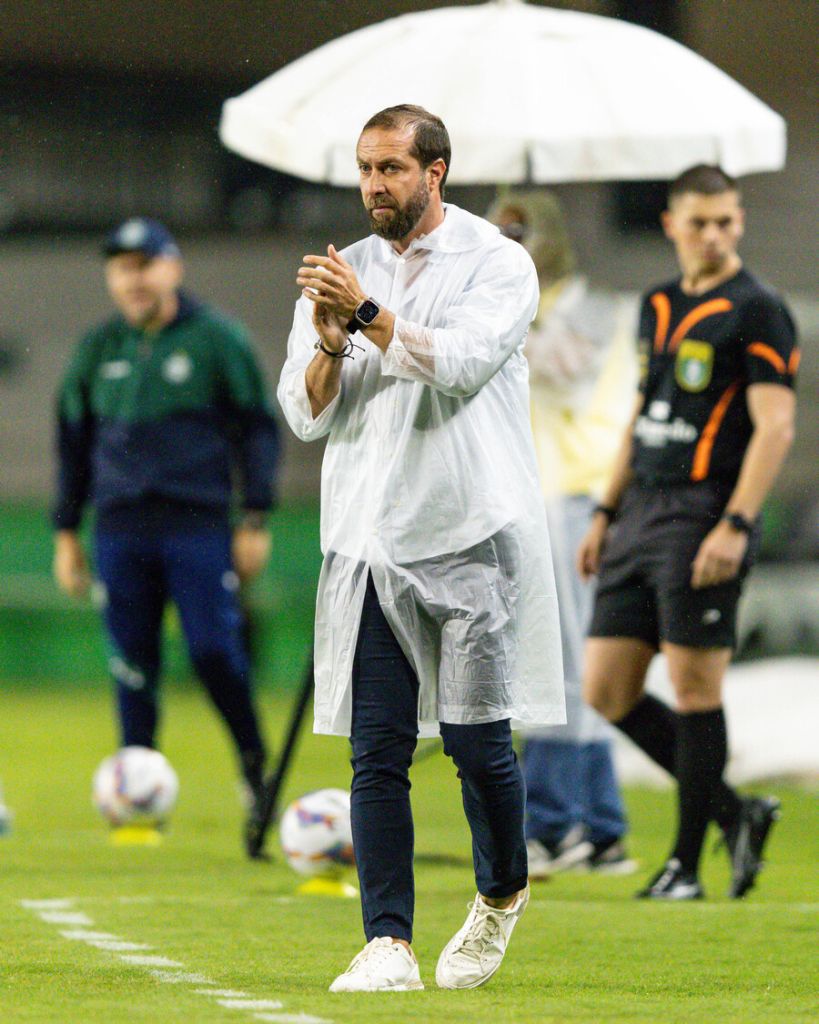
219,0,786,185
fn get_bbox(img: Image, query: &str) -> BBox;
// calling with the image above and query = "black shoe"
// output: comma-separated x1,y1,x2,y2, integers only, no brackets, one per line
636,858,704,900
723,796,781,899
243,779,271,861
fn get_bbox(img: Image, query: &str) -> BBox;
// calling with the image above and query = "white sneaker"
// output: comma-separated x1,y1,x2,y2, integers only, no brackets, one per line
435,885,529,990
329,937,424,992
527,825,595,880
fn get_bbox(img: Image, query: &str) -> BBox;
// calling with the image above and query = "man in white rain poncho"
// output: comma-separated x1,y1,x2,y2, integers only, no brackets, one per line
278,105,564,994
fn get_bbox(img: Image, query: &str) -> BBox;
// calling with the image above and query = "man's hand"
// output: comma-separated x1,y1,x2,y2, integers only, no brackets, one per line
232,524,271,583
690,519,748,590
576,513,610,580
53,530,91,598
297,244,365,321
312,302,349,355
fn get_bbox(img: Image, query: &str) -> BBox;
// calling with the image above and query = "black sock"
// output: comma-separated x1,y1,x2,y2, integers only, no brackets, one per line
615,695,741,833
615,694,676,774
672,707,733,874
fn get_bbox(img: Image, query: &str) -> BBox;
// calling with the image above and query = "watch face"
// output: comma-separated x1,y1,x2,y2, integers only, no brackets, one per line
356,299,380,325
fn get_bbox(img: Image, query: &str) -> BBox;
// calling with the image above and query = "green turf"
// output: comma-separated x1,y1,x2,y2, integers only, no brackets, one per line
1,686,816,1023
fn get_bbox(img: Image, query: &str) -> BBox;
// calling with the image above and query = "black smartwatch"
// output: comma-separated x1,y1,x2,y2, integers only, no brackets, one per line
346,297,380,334
722,512,754,534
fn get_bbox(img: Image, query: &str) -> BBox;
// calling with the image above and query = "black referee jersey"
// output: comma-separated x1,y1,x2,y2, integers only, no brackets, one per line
632,268,799,488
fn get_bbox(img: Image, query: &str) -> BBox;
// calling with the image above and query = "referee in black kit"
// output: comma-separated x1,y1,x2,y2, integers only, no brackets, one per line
576,165,799,900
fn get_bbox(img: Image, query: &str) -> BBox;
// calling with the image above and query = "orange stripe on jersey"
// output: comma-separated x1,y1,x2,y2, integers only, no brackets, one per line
650,292,671,353
690,380,741,482
747,341,786,375
788,348,801,375
668,298,733,353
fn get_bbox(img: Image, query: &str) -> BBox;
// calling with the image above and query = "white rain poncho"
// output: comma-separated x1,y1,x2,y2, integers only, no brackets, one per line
278,204,565,737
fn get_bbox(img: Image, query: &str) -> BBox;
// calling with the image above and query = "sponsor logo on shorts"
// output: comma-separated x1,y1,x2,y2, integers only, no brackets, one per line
675,339,714,392
702,608,722,625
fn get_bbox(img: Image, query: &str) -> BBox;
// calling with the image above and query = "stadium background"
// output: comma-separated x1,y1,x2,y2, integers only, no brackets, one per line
1,0,816,691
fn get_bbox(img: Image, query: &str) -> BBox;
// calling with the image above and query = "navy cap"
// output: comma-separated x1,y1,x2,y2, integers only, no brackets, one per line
103,218,181,259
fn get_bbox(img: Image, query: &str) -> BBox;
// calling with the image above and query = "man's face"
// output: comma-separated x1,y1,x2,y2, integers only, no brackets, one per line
104,252,182,327
661,190,744,278
356,127,433,241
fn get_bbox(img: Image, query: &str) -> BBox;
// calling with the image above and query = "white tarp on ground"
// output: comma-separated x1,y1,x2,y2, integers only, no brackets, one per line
614,657,819,786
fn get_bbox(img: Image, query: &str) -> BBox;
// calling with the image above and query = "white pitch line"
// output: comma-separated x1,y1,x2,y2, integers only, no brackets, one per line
218,1000,284,1011
149,971,215,985
22,897,335,1024
118,954,183,968
38,911,94,925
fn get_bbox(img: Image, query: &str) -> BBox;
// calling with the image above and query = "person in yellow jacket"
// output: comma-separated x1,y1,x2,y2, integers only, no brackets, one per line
488,191,638,876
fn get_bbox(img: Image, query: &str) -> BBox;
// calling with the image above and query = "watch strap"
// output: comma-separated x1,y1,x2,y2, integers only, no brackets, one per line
722,512,753,534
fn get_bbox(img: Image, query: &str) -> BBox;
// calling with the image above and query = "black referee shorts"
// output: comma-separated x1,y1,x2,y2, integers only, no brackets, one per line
588,481,759,650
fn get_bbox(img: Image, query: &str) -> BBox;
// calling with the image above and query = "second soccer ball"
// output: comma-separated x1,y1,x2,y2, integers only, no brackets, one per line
279,788,355,876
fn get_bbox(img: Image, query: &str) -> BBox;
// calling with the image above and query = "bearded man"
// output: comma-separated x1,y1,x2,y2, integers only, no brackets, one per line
278,105,565,992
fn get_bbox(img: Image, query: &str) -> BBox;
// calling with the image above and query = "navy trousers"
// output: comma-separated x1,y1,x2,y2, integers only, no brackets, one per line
350,575,528,943
94,525,265,767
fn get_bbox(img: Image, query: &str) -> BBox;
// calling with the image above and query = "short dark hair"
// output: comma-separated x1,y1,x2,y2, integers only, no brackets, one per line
361,104,451,197
668,164,740,206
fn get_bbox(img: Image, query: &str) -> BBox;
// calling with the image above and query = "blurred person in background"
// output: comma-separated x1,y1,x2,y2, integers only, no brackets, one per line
279,104,565,993
578,166,799,899
52,218,280,853
487,190,638,879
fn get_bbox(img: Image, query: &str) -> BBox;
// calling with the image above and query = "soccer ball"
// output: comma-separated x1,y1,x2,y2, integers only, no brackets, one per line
92,746,179,827
279,788,355,876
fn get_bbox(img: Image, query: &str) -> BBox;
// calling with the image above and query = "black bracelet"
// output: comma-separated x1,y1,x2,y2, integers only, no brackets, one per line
314,339,347,358
593,504,617,523
314,338,364,360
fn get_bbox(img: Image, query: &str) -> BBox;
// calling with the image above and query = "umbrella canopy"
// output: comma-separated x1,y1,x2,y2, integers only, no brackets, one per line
219,0,786,185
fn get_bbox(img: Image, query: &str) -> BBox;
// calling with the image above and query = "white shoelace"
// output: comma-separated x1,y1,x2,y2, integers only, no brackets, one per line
346,938,404,976
456,903,503,959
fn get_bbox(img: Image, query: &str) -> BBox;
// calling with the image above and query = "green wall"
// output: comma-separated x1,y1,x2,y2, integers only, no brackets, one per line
0,502,321,689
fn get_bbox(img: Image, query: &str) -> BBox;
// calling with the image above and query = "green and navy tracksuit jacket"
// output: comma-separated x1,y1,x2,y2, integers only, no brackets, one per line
53,292,280,532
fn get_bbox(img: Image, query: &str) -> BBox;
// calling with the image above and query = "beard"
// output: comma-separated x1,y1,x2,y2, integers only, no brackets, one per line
367,178,430,241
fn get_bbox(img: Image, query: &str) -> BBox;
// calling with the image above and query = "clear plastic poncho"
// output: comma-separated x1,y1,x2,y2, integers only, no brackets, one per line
278,204,565,737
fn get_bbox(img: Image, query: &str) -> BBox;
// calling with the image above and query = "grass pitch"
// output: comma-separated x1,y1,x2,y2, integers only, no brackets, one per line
1,684,816,1023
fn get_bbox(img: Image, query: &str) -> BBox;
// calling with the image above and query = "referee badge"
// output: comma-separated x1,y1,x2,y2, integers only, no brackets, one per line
675,340,714,392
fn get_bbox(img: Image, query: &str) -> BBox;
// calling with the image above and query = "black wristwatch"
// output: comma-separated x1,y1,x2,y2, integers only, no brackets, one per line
722,512,754,534
346,297,380,334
